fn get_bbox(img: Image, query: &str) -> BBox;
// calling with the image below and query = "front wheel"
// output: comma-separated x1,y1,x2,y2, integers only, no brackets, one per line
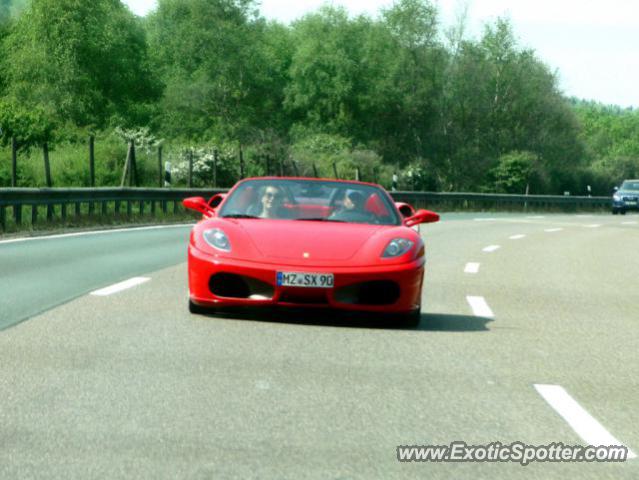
189,299,214,315
398,308,421,329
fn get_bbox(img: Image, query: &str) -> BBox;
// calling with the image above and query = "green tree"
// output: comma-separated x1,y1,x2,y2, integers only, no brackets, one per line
2,0,158,128
147,0,287,142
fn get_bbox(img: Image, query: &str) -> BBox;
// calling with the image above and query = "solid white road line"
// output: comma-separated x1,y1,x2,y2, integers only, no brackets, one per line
90,277,150,296
509,234,526,240
527,216,545,219
534,384,637,459
464,262,480,274
466,296,494,318
0,224,194,245
544,228,563,233
482,245,501,253
473,218,498,222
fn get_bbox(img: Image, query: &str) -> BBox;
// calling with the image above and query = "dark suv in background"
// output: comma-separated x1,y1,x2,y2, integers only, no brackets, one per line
612,179,639,214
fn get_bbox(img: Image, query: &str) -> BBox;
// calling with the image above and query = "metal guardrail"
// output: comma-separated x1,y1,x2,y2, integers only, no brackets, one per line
0,187,612,233
0,188,225,232
392,191,611,210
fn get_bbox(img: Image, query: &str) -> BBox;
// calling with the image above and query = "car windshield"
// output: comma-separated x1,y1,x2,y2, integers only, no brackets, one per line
218,178,401,225
620,181,639,191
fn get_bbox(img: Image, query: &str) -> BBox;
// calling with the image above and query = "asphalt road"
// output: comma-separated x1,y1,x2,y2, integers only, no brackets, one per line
1,213,638,479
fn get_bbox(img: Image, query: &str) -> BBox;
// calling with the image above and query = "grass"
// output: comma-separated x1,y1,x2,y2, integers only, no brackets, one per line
0,138,171,188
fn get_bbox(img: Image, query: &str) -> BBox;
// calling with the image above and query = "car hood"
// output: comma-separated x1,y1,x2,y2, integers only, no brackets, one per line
237,220,383,261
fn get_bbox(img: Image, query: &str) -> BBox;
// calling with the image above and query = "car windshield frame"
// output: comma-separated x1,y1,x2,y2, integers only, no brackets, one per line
218,178,402,226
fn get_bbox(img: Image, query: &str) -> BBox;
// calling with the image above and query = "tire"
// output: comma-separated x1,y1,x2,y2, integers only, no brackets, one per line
612,209,618,215
188,299,213,315
621,209,627,215
398,308,421,329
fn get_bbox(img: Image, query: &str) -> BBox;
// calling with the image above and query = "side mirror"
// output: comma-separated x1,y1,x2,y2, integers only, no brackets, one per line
183,197,215,216
395,202,416,218
613,186,619,192
405,209,439,227
208,193,226,208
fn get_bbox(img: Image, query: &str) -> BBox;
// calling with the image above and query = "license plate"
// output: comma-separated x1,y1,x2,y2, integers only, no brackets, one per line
277,272,334,288
626,201,637,206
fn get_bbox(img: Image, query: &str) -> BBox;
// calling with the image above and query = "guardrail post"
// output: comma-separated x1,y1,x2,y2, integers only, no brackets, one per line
293,161,300,177
75,202,81,218
14,204,22,226
0,206,5,232
312,163,318,178
239,144,245,179
188,150,193,188
332,162,339,179
31,204,38,226
61,203,67,221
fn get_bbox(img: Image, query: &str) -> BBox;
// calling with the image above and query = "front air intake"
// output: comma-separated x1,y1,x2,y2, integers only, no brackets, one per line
209,273,274,299
334,280,400,306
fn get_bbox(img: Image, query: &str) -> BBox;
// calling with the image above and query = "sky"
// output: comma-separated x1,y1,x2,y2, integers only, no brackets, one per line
122,0,639,108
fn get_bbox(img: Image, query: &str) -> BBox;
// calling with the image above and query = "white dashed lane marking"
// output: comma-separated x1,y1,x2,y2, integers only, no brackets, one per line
621,221,638,225
584,224,602,228
466,296,494,318
90,277,150,296
464,262,480,274
545,228,563,233
509,234,526,240
534,384,636,459
482,245,501,253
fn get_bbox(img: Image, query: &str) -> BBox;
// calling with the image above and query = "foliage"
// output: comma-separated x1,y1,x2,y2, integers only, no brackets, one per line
166,143,240,187
0,0,634,194
487,151,539,194
2,0,158,128
0,99,55,148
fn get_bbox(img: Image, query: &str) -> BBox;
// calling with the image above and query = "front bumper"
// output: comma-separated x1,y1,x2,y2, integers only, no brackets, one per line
613,197,639,211
188,245,425,314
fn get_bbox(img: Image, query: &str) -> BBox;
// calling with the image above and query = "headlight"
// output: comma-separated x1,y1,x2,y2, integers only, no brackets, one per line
382,238,414,258
613,194,622,201
203,228,231,252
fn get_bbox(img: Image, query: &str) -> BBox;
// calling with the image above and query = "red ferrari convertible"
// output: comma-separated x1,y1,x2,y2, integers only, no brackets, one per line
183,177,439,327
